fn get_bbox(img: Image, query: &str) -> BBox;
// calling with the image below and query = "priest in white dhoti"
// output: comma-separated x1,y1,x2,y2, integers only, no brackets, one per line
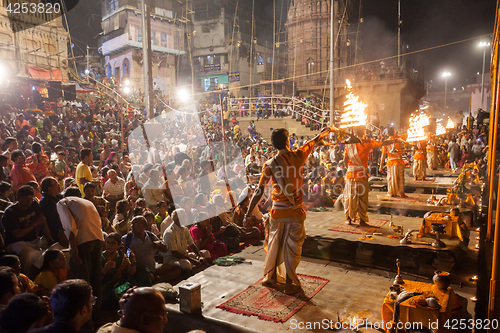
245,127,331,294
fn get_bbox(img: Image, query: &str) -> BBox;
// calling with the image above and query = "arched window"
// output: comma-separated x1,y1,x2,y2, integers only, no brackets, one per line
257,56,264,65
106,64,112,78
122,58,130,78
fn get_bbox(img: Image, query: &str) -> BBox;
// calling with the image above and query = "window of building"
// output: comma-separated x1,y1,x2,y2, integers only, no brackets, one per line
213,54,220,65
193,57,201,66
161,33,167,47
137,29,142,42
257,56,264,65
106,64,112,78
207,55,212,65
306,57,315,75
151,31,155,45
122,58,130,77
110,0,118,12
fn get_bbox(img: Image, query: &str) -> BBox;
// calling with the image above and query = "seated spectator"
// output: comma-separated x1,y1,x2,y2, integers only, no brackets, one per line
103,169,125,218
39,177,68,247
159,203,176,236
34,249,68,294
63,177,77,190
98,205,115,235
119,153,131,179
83,182,109,213
53,151,69,182
0,293,50,333
3,137,18,171
27,279,94,333
26,181,42,201
206,203,241,251
155,201,168,229
189,212,227,261
163,209,210,272
122,216,180,284
143,210,161,237
2,185,54,275
142,169,165,212
0,255,36,293
112,199,132,236
10,150,37,193
232,193,264,241
97,287,168,333
0,180,13,211
83,182,113,234
126,186,140,207
26,142,50,182
133,206,145,217
0,267,20,309
0,155,10,183
101,233,136,309
135,197,151,213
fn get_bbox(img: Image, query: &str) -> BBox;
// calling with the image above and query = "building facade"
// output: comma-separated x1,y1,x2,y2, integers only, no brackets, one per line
100,0,185,98
0,0,69,81
286,0,349,95
190,0,284,97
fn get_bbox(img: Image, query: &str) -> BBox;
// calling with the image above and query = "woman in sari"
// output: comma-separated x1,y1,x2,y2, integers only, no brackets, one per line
105,151,119,167
190,212,227,261
101,233,136,309
34,249,67,295
457,145,472,168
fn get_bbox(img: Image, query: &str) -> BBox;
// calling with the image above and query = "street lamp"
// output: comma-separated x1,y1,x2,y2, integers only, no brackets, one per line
176,87,191,104
442,71,452,111
478,41,491,110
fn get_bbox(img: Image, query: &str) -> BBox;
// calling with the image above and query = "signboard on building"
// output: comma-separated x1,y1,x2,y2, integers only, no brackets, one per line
228,72,240,82
203,64,221,72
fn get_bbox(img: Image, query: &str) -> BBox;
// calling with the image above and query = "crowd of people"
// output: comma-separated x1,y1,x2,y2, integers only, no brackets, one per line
0,87,490,332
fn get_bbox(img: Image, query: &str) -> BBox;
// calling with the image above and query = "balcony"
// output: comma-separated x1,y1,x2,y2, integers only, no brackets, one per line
102,32,186,56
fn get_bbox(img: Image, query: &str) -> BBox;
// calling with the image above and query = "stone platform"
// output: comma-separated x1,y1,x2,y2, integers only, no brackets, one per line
301,210,469,278
165,241,476,333
366,192,475,217
369,176,458,194
406,168,460,178
162,207,479,332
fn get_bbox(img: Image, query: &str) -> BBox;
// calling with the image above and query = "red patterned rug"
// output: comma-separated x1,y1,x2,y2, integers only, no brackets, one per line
216,274,329,322
329,218,388,235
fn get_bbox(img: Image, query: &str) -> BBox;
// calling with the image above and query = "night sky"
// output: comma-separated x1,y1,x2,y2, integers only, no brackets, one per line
359,0,496,91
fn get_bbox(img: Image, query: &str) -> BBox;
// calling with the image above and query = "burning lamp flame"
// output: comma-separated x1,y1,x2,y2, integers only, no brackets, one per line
407,112,430,142
351,316,358,328
340,79,367,129
436,118,446,136
446,117,455,129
